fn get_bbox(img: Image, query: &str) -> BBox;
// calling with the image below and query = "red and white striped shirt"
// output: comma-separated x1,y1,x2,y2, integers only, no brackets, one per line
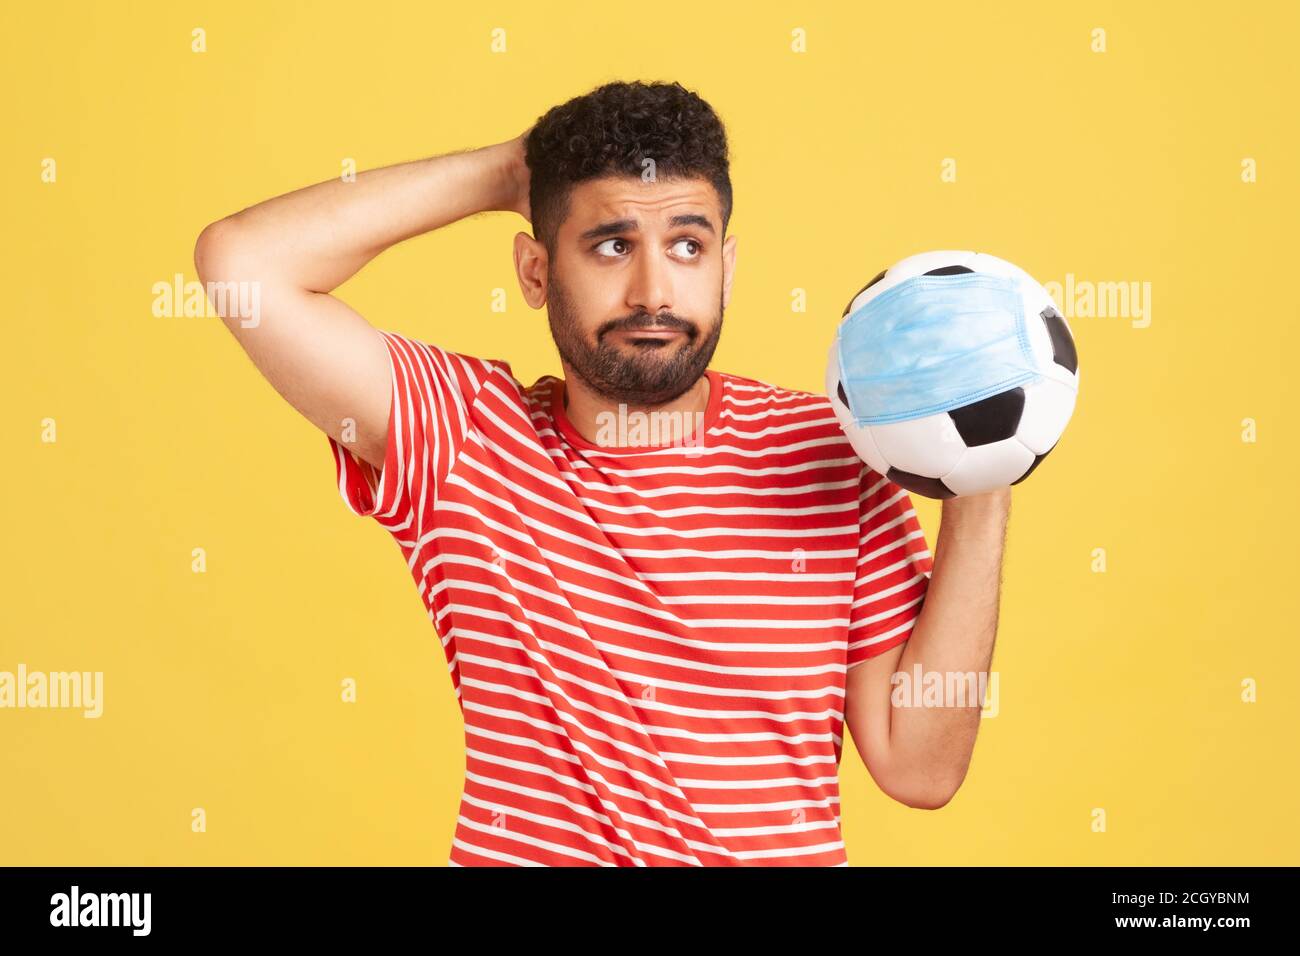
328,330,934,866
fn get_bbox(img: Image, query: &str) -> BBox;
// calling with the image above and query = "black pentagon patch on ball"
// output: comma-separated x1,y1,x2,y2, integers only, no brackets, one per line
836,381,850,408
923,265,975,276
887,467,957,499
1039,306,1079,375
842,269,890,317
1011,441,1058,485
948,388,1024,446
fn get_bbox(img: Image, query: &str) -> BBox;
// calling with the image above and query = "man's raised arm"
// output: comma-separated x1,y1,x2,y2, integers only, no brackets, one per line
192,134,530,469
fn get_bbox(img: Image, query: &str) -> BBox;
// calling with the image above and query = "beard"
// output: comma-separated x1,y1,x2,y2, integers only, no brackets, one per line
546,266,724,407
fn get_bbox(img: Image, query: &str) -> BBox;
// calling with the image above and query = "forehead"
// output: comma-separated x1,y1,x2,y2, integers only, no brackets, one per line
563,176,721,236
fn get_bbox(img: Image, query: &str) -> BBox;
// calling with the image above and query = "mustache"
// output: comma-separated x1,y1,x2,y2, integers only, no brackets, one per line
606,314,694,335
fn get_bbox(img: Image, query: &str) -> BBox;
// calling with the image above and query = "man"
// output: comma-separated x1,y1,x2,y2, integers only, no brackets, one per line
194,79,1010,866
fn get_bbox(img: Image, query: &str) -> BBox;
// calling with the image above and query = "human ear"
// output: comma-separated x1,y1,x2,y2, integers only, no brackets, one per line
514,231,549,309
721,234,738,311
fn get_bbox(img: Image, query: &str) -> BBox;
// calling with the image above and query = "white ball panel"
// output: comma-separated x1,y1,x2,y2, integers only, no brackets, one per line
825,338,844,403
1038,360,1080,391
941,438,1034,496
1016,376,1076,454
869,413,966,478
968,252,1044,287
842,423,891,476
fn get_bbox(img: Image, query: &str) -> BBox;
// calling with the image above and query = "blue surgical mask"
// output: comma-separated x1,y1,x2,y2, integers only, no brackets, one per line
836,272,1042,425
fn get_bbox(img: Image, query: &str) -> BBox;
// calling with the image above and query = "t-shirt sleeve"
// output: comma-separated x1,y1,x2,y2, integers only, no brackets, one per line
846,463,935,670
326,329,508,538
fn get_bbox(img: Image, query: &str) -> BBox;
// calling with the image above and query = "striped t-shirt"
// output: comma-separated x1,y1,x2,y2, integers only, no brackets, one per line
328,330,934,866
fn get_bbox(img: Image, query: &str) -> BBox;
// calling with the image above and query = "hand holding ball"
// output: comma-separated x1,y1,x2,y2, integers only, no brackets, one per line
827,250,1079,498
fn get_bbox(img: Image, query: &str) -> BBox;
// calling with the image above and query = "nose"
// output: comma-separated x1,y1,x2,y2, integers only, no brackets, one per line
626,245,674,319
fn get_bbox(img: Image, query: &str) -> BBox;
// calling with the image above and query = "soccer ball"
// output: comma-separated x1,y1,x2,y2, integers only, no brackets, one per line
826,250,1079,498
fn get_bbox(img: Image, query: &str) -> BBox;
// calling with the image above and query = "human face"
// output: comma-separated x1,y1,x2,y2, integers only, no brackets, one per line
543,175,735,406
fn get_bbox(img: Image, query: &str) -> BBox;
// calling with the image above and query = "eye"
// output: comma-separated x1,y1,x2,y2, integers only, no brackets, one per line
594,238,630,257
672,238,702,259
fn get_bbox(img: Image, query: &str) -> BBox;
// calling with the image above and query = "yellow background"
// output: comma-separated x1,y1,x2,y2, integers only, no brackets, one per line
3,0,1296,865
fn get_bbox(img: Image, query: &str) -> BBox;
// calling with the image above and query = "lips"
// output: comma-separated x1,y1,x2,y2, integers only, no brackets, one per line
621,328,685,339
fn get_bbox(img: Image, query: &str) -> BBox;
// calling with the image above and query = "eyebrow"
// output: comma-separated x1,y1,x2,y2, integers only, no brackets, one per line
578,214,716,242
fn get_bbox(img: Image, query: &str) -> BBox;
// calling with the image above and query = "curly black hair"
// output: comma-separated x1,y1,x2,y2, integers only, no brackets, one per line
524,80,732,255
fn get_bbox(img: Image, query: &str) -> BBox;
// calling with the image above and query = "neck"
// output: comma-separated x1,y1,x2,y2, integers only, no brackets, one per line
561,372,711,449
